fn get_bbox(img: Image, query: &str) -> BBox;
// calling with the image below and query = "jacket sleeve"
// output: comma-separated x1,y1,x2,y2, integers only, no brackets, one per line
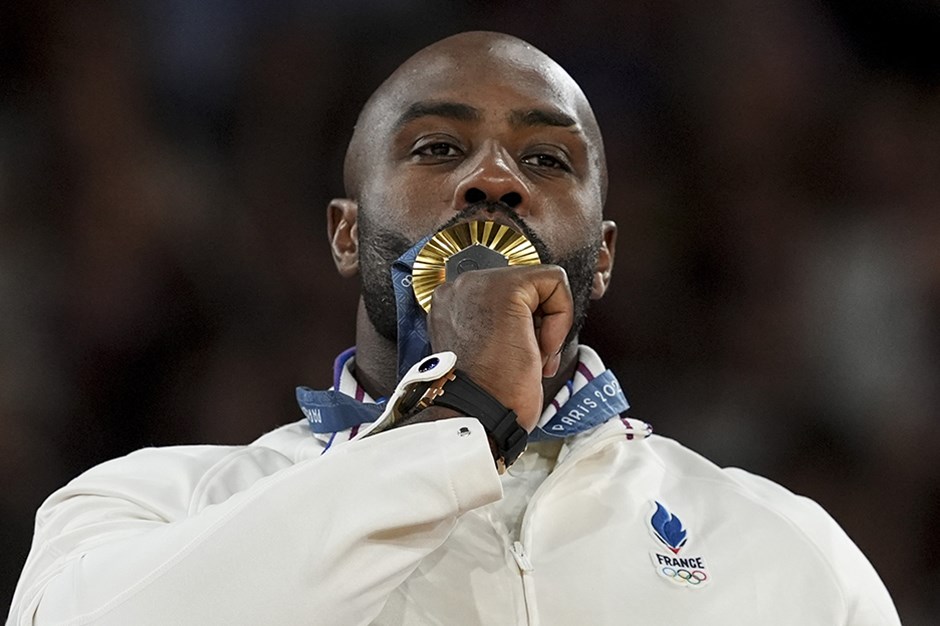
7,418,502,626
724,467,901,626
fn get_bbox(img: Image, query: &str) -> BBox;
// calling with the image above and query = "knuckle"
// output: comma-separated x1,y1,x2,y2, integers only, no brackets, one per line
549,264,569,281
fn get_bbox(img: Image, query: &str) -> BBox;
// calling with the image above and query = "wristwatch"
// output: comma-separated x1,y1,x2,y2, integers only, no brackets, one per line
352,352,528,473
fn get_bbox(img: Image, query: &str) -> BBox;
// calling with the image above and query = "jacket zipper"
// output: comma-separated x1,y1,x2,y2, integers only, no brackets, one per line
510,541,538,625
512,423,635,625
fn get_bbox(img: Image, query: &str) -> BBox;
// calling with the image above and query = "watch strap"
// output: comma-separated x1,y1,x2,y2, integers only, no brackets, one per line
431,369,528,472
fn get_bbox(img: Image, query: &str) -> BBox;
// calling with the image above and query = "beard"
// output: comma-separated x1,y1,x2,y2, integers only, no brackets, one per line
357,201,599,349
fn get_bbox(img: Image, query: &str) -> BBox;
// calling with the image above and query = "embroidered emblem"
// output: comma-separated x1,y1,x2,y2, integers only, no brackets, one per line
651,502,687,554
647,501,711,588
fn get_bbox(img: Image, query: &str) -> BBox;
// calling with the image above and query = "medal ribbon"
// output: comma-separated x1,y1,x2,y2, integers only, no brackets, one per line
298,351,629,441
391,235,433,380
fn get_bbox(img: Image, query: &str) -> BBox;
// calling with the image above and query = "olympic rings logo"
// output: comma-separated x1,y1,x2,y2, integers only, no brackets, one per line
661,567,708,585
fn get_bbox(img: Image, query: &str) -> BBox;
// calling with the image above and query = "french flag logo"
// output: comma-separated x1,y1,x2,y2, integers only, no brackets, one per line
651,501,688,555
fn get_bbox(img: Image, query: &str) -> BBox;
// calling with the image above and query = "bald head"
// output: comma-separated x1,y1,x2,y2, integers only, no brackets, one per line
343,31,607,203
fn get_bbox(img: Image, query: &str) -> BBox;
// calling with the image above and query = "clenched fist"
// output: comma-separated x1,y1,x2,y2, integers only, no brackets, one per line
426,264,574,431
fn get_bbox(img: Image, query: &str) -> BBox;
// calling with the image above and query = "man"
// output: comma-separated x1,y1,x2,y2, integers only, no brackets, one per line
8,32,899,625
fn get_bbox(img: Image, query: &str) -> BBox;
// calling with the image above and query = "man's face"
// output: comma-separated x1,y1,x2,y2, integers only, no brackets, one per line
352,37,608,341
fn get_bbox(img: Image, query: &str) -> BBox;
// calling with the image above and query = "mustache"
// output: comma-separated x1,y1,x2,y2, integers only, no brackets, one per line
435,201,554,264
358,201,555,266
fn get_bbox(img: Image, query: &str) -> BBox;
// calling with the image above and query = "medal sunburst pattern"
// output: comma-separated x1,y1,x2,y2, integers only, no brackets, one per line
412,221,541,312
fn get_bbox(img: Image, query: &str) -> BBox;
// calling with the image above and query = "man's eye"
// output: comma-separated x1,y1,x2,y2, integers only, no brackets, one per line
522,154,570,171
413,142,462,158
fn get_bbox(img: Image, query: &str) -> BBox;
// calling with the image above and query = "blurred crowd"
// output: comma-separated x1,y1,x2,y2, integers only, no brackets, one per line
1,0,937,622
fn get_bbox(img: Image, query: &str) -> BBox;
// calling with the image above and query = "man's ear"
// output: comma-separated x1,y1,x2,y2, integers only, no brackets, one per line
327,198,359,278
590,220,617,300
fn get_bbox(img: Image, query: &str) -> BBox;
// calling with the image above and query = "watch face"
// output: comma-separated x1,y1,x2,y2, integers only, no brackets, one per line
412,221,541,312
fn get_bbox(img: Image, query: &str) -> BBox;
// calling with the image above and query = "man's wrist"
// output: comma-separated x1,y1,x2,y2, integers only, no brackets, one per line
376,352,528,472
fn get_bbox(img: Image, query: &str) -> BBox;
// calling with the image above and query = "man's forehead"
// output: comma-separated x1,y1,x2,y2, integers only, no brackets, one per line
374,38,588,126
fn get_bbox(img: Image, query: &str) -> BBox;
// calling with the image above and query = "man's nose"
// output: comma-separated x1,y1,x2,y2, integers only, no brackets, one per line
453,145,530,213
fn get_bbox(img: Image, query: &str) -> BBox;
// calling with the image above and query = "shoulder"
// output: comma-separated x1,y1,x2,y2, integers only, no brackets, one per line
643,435,849,541
639,434,900,625
643,434,860,553
38,420,320,525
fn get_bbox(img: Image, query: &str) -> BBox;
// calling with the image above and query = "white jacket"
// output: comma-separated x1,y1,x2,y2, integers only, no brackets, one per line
8,411,899,625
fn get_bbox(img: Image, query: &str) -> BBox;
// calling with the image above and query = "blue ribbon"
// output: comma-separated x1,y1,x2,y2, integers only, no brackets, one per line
530,369,629,440
297,386,384,433
391,235,434,380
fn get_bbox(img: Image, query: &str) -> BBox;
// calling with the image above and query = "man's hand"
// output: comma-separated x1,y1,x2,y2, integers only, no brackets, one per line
426,265,574,431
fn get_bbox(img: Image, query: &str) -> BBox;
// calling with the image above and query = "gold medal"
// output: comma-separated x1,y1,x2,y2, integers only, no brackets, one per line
412,221,541,312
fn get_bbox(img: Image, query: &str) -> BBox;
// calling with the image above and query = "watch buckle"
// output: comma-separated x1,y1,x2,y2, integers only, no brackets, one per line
415,370,456,412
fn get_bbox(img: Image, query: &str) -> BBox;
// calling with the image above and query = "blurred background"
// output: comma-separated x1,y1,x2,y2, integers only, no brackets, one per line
1,0,937,621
